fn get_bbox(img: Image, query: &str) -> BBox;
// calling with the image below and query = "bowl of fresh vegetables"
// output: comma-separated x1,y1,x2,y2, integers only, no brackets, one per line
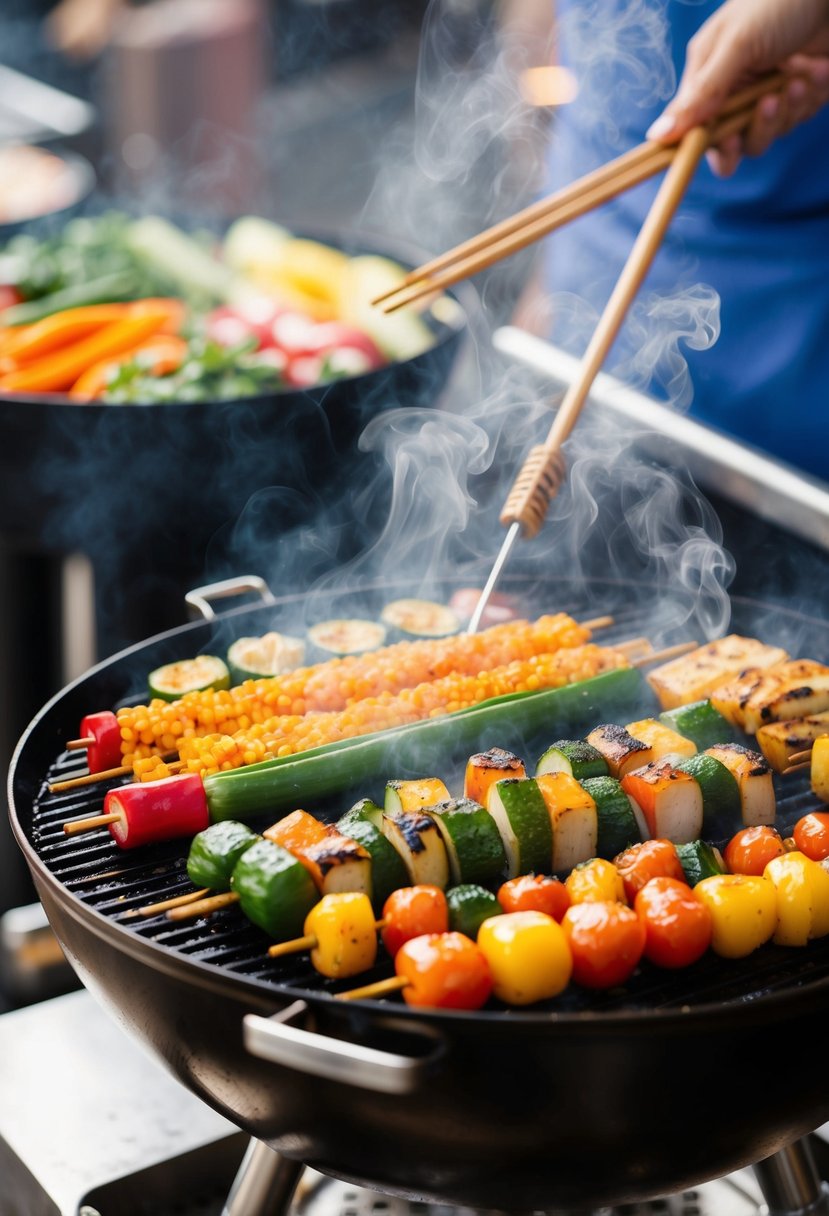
0,211,469,649
0,211,466,404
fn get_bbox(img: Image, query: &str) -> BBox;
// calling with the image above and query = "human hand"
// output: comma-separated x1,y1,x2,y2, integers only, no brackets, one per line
646,0,829,175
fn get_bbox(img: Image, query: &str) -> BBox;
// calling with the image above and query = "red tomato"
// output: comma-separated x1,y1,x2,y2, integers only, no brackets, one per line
724,825,786,875
634,877,713,968
381,886,449,957
206,300,284,349
0,285,22,311
270,311,319,355
613,839,685,904
303,321,384,368
283,353,325,388
561,901,646,989
395,932,492,1010
793,812,829,862
497,874,571,922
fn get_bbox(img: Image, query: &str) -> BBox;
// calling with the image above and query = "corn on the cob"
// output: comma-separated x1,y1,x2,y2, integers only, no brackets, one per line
137,643,628,781
117,613,592,771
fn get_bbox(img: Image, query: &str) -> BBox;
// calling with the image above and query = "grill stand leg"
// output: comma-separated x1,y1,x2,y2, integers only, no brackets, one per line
754,1139,829,1216
221,1138,304,1216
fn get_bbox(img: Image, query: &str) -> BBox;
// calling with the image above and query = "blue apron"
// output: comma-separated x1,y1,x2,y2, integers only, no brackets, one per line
542,0,829,480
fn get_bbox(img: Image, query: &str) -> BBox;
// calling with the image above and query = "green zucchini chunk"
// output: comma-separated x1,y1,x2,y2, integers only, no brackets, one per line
536,739,608,780
486,779,552,878
187,820,259,890
659,700,734,750
336,807,409,912
581,775,641,858
675,839,727,887
427,797,507,885
307,619,387,658
380,598,460,639
148,655,230,701
227,632,306,682
231,839,317,941
446,883,501,939
675,753,741,825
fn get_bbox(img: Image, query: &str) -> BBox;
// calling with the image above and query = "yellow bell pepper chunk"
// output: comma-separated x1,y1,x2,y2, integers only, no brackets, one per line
565,858,626,905
764,851,829,945
477,910,572,1005
812,735,829,804
694,874,777,958
304,891,377,979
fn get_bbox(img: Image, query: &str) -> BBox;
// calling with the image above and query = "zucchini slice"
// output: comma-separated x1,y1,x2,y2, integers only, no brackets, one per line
675,839,727,887
704,744,776,827
535,739,608,780
427,797,507,885
535,772,599,872
659,700,734,751
336,800,409,912
675,753,741,828
187,820,259,890
306,618,387,658
621,760,704,845
148,655,230,701
381,809,450,888
581,775,642,858
227,632,305,682
231,838,318,941
446,883,501,938
485,778,553,878
380,598,460,639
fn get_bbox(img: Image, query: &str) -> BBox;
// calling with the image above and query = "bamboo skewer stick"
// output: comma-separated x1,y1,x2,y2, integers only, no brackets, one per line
466,124,709,635
66,736,94,751
337,975,408,1002
376,72,786,312
134,888,211,917
63,812,121,835
50,758,184,795
268,916,390,959
166,891,240,920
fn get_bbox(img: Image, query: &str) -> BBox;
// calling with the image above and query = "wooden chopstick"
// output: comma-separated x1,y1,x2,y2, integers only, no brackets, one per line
377,71,786,313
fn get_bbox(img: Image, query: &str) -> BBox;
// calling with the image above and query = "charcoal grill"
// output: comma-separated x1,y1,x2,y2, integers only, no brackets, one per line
8,571,829,1213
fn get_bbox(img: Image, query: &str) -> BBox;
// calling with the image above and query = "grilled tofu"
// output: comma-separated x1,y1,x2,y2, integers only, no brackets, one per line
713,660,829,736
586,724,651,778
625,718,697,762
535,772,599,871
381,809,450,888
298,832,373,897
705,744,775,826
755,712,829,773
621,760,703,844
647,635,789,710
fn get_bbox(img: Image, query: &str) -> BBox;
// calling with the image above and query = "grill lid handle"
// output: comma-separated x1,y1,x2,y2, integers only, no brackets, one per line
185,575,277,621
243,1000,444,1095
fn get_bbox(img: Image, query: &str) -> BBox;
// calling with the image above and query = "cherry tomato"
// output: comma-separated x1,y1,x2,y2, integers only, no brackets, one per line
395,932,492,1010
301,321,384,368
613,839,685,904
381,885,448,957
0,285,22,312
724,825,786,875
497,874,571,922
634,877,713,968
793,812,829,862
206,300,283,348
561,901,646,989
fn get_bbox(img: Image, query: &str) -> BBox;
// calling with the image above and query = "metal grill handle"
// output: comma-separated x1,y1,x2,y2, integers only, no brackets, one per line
185,575,276,621
243,1000,444,1095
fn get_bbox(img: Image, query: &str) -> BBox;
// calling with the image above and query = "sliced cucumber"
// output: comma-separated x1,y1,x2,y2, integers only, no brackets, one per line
231,839,318,941
536,739,608,780
186,820,259,890
148,655,231,702
306,618,387,658
675,753,741,828
427,797,507,885
675,839,727,887
446,884,501,938
380,598,460,640
227,632,306,682
704,744,776,828
485,778,553,878
336,803,408,912
581,776,641,858
659,700,734,750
